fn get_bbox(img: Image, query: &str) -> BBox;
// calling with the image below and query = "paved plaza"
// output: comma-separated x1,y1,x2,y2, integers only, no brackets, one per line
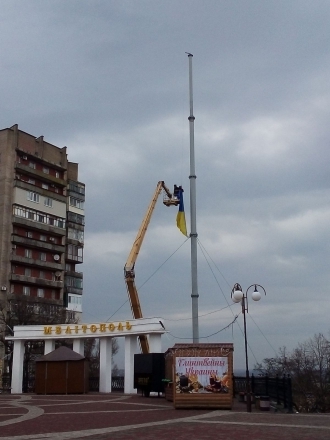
0,393,330,440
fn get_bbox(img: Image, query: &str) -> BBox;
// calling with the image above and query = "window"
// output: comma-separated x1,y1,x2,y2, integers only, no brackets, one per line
69,197,84,210
26,231,33,238
29,162,36,169
28,178,35,185
40,252,46,261
55,188,59,193
23,286,30,296
37,288,44,298
44,197,53,207
42,183,49,190
68,228,84,242
55,171,60,178
43,167,49,174
40,234,46,241
67,212,85,225
14,207,24,218
66,276,83,289
69,181,85,195
13,205,65,229
25,268,31,277
25,249,32,258
27,191,39,203
67,311,75,320
67,294,82,312
67,244,83,262
39,271,44,279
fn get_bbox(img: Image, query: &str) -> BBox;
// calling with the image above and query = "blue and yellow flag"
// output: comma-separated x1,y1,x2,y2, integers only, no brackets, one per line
176,188,188,236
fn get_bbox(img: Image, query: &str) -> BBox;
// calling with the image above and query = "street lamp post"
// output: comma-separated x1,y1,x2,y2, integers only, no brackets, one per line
231,283,266,412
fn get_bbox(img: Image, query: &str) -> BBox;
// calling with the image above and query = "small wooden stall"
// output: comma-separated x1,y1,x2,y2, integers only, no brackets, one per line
164,343,234,409
35,346,89,394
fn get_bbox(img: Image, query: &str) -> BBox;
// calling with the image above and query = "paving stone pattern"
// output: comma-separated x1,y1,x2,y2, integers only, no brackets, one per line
0,393,329,440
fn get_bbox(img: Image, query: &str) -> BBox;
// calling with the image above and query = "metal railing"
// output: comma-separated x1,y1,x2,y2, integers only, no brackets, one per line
89,376,124,392
1,375,125,394
233,374,293,412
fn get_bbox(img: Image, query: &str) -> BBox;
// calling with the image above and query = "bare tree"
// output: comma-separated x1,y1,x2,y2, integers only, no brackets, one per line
255,333,330,412
84,338,120,380
0,296,78,349
255,346,290,377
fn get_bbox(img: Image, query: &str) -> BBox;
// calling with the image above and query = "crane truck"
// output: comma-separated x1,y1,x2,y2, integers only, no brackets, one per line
124,181,180,354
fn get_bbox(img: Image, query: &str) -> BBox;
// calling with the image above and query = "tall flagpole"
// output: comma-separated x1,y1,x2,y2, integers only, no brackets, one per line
186,52,199,342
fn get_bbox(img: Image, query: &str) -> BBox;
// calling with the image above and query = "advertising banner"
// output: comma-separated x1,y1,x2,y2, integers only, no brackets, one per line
175,356,229,394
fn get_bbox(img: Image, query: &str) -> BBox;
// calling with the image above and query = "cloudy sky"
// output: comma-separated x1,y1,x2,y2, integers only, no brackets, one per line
1,0,330,371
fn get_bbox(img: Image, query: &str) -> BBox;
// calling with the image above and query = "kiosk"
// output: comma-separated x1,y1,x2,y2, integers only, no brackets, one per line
164,343,234,409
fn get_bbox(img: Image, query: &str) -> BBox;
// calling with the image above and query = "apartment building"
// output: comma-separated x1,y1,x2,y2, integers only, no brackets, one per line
0,125,85,330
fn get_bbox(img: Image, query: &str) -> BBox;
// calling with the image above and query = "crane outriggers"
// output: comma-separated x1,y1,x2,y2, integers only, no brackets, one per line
124,181,180,354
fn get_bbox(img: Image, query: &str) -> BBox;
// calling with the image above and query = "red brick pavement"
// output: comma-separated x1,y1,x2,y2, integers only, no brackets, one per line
0,393,329,440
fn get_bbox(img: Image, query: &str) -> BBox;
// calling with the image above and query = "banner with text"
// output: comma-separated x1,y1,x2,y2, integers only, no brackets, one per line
175,357,229,394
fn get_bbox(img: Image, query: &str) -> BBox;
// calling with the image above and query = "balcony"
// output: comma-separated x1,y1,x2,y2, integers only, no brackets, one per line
10,254,63,270
15,162,67,187
66,254,83,263
65,270,83,279
7,293,64,307
66,244,83,263
12,235,64,252
66,238,84,247
68,180,85,196
10,273,63,288
67,211,85,226
67,303,82,313
64,285,82,295
12,216,66,236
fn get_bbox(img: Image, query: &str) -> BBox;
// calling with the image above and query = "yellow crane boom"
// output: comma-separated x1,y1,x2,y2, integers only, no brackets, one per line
124,181,179,354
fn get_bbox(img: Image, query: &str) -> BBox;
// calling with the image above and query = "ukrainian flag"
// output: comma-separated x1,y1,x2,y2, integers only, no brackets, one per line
176,189,188,237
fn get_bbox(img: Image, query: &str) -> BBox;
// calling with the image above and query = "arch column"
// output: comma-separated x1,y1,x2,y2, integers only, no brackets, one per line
44,339,55,354
11,340,25,394
148,333,162,352
124,335,137,394
73,339,84,356
99,337,112,393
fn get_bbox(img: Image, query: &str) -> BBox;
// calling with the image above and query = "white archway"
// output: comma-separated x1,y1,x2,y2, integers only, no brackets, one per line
6,317,166,394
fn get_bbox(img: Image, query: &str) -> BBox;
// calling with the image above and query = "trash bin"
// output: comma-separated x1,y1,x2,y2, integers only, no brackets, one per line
244,393,255,403
260,396,270,411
